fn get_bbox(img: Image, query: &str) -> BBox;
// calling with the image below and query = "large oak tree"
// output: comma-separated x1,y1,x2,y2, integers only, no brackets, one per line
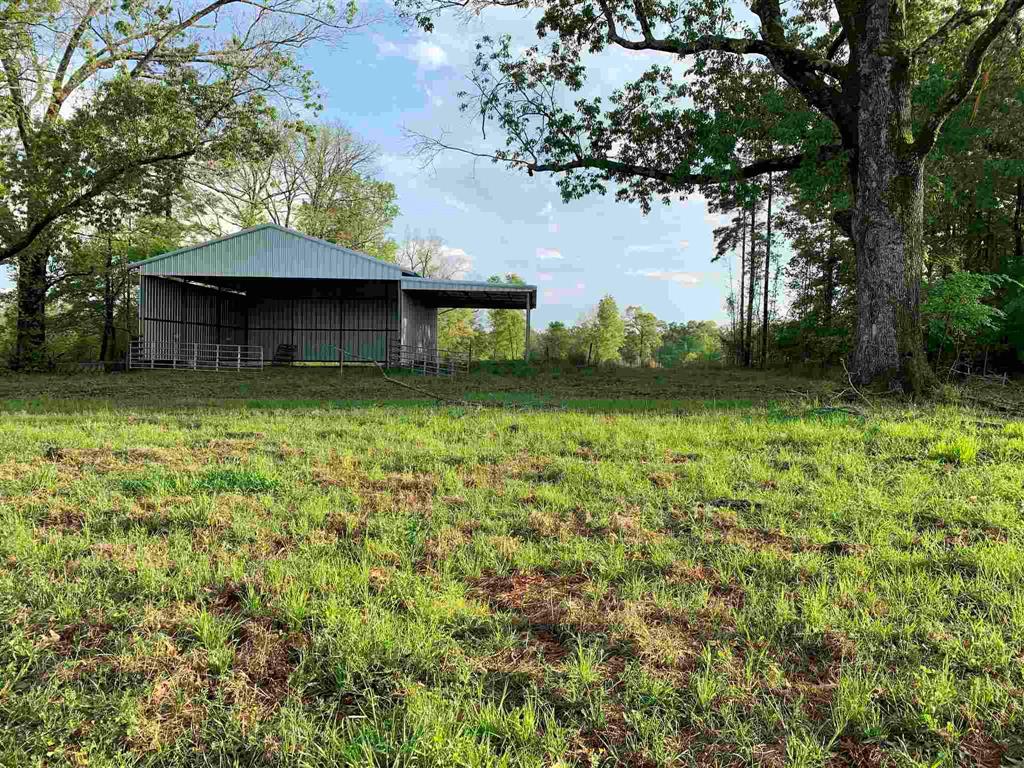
406,0,1024,392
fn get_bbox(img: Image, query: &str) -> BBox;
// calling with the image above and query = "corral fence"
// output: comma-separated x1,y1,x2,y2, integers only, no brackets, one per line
128,340,264,371
386,340,469,377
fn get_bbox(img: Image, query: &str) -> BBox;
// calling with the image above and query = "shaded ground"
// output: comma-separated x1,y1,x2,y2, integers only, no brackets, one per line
1,367,1023,766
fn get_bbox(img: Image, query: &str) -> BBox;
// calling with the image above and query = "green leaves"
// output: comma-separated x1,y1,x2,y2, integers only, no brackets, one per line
922,272,1020,350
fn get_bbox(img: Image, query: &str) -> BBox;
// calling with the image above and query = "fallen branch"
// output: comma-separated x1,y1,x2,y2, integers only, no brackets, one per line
840,358,874,409
341,350,478,407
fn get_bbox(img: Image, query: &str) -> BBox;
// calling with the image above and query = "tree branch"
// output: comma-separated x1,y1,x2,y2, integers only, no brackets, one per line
0,147,199,265
914,8,988,58
412,131,843,188
2,54,34,157
825,29,846,60
46,2,100,119
914,0,1024,156
130,0,235,79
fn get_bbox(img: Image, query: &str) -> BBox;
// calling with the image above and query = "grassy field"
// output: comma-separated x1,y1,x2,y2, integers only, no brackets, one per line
1,367,1023,767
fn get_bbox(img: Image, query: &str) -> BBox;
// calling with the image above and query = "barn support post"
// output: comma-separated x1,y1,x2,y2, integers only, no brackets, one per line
524,296,531,362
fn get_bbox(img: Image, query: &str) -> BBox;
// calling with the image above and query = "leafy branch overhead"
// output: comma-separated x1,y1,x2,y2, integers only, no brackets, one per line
0,0,377,265
407,0,1024,209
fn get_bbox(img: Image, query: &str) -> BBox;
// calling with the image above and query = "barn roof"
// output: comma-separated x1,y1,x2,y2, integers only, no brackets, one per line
130,223,418,280
131,223,536,309
401,277,536,309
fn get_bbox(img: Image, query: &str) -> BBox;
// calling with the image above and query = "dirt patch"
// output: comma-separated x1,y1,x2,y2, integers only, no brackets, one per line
777,630,856,722
38,620,114,659
957,729,1005,768
649,472,674,489
473,570,617,632
125,639,209,752
38,498,87,531
197,438,260,462
701,497,758,513
326,509,366,540
234,619,306,708
0,461,39,482
90,540,171,571
422,525,470,568
697,505,802,554
462,455,552,490
568,705,643,767
479,626,573,682
667,451,699,465
722,525,799,553
827,738,886,767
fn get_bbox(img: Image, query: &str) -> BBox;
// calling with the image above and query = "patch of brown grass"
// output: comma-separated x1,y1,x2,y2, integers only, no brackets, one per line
473,570,615,632
49,446,193,474
124,638,209,753
233,619,306,709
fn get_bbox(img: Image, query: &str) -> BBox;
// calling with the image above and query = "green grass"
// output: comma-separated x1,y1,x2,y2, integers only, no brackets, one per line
1,368,1023,766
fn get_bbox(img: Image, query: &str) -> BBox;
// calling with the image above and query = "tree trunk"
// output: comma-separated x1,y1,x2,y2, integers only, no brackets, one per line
761,172,772,369
848,0,935,394
737,214,746,366
12,242,49,370
99,235,116,362
744,204,757,368
822,223,837,327
1014,179,1023,265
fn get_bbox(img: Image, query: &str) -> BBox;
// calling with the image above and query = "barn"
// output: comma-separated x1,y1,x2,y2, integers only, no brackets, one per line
129,224,537,372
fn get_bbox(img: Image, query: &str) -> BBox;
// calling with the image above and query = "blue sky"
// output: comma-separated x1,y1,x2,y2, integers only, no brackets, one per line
302,8,732,328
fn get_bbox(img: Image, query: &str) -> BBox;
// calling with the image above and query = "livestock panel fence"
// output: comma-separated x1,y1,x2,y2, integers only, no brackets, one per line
129,340,264,371
386,340,470,377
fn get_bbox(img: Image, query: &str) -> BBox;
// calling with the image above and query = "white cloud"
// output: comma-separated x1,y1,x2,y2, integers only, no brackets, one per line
440,245,473,278
536,272,554,282
409,41,448,70
424,86,444,107
629,269,701,286
373,36,448,73
626,241,691,257
536,247,563,260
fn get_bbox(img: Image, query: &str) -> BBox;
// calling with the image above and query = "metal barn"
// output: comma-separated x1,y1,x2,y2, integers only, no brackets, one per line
129,224,537,372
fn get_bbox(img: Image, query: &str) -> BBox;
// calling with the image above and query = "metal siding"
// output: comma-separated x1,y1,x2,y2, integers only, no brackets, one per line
240,293,398,363
401,291,437,351
137,225,404,281
342,298,392,363
141,276,246,347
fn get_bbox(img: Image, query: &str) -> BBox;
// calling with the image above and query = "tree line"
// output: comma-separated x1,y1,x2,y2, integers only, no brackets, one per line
439,292,723,366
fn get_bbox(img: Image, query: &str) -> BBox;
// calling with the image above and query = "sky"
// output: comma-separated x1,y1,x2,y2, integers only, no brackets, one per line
300,7,732,328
